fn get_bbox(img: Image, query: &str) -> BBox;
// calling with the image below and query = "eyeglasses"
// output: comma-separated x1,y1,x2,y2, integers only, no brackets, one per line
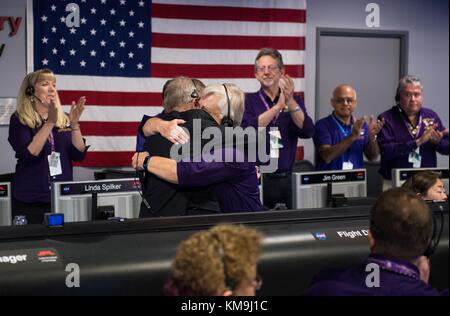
252,274,263,291
334,97,356,105
255,65,280,73
401,92,422,99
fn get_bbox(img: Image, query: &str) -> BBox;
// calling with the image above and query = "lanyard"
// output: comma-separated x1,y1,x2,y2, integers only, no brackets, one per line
398,106,423,139
404,116,423,139
258,90,280,125
366,256,420,280
48,130,56,152
331,113,353,138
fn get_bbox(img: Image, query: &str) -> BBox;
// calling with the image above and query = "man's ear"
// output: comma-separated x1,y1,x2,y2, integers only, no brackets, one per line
368,230,376,252
222,290,233,297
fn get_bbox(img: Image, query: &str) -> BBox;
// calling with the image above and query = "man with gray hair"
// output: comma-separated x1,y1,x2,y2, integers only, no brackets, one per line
132,83,263,213
377,75,448,189
135,76,204,151
242,47,314,209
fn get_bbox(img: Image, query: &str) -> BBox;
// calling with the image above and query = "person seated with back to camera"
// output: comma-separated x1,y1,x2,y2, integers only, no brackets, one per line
402,171,447,202
305,188,448,296
132,83,263,213
164,224,263,296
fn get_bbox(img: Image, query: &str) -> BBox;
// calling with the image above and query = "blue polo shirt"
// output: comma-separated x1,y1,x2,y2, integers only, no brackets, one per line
314,113,369,171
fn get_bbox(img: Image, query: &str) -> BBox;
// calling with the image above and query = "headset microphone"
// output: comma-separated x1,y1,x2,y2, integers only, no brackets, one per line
26,79,45,104
221,84,234,127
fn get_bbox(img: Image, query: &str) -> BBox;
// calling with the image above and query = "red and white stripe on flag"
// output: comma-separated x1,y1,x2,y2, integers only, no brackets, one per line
30,0,306,167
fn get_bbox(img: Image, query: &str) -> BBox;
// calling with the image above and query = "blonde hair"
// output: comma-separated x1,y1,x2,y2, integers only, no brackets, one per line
16,69,69,129
202,83,245,127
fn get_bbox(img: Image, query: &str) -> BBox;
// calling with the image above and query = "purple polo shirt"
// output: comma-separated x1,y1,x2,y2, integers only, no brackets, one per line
8,113,87,203
377,106,449,180
242,89,315,173
314,113,369,170
305,254,447,296
177,148,262,213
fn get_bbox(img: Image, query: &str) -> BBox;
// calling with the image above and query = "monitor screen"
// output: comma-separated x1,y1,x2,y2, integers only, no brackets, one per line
391,167,449,192
292,169,367,209
51,179,142,222
0,182,12,226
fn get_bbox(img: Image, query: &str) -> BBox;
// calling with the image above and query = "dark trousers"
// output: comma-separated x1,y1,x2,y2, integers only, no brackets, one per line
12,197,51,225
262,173,292,209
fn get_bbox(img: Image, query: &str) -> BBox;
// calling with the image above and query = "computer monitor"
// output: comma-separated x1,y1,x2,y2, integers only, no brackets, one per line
51,179,142,222
292,169,367,209
391,167,449,192
0,182,12,226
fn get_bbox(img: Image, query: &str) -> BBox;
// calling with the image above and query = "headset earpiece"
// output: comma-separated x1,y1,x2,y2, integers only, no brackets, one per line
191,79,199,99
210,232,235,292
423,202,444,258
221,84,234,127
26,85,35,97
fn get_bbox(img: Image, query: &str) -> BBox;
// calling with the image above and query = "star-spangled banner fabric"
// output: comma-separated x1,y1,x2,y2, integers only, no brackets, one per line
28,0,306,166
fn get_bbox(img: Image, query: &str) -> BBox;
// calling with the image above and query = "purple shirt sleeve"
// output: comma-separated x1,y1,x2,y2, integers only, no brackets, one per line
8,112,87,203
177,161,249,187
8,114,41,163
289,96,315,139
433,115,449,155
242,94,259,128
377,111,418,161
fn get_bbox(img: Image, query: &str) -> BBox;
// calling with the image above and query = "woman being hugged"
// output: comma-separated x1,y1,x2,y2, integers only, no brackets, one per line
8,68,88,224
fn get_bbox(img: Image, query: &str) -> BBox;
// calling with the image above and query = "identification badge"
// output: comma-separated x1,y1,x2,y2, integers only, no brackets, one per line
48,151,62,176
269,130,283,159
342,161,354,170
408,149,422,168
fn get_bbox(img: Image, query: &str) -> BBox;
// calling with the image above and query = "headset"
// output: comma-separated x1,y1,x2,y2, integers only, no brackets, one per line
221,84,234,127
423,201,444,257
135,152,155,216
191,79,199,99
210,232,235,292
26,73,35,97
395,87,401,103
25,72,45,104
26,85,35,97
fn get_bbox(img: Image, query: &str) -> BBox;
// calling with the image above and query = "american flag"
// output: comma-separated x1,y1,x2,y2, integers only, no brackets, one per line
28,0,306,167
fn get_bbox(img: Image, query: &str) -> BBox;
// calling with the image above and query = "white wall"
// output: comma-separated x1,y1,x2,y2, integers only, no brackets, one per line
303,0,449,167
1,0,448,177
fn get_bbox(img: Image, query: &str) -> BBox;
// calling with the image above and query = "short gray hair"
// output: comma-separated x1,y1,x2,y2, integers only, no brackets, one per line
254,48,284,70
163,76,205,112
395,75,423,102
202,83,245,127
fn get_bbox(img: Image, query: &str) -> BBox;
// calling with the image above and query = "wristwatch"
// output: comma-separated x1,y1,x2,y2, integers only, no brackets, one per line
289,105,301,113
142,155,150,172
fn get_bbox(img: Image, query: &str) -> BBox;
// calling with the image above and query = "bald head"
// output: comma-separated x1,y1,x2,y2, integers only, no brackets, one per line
332,84,357,99
331,84,357,122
